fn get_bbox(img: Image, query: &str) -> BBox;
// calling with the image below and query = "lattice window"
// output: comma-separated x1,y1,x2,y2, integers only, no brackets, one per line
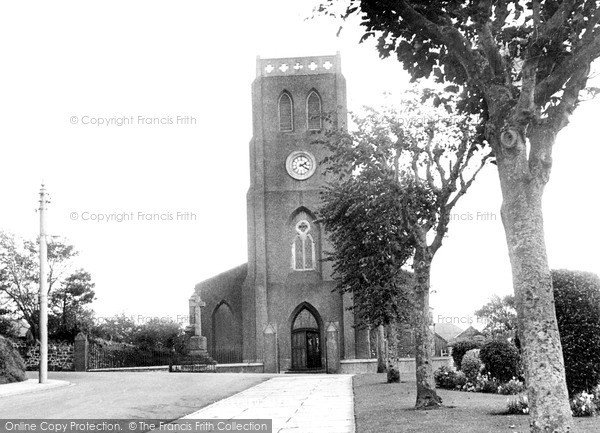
306,91,322,131
291,220,315,271
279,92,293,132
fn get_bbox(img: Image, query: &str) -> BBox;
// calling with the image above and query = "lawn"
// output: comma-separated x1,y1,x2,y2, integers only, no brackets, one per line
353,373,600,433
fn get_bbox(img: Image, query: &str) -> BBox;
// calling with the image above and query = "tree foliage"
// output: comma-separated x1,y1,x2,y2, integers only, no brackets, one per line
319,90,489,327
475,294,517,339
0,231,96,340
93,314,186,353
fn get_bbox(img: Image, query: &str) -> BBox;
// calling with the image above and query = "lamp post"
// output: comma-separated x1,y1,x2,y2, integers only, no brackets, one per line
38,184,49,384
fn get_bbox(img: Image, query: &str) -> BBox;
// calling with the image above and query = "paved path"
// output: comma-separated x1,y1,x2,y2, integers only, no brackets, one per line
181,375,355,433
0,379,70,398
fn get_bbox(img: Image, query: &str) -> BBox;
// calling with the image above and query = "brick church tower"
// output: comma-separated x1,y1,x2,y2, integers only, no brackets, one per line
190,54,375,373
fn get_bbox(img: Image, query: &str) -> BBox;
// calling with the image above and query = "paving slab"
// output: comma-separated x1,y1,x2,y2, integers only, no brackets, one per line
181,375,355,433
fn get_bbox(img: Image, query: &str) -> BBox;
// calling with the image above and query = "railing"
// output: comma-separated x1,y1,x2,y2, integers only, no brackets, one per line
212,344,243,364
88,341,175,369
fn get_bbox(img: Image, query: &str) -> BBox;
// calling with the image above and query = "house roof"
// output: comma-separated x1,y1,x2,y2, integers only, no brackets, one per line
433,323,464,342
449,325,485,344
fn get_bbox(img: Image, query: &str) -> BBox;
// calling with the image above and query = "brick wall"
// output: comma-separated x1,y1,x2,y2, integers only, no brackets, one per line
11,339,74,371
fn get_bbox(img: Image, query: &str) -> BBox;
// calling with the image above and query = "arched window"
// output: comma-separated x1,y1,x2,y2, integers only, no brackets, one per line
306,90,322,130
292,220,315,271
278,92,293,132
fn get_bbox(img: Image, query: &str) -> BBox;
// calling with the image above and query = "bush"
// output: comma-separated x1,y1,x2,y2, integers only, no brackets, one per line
387,366,400,383
451,340,482,370
553,269,600,395
0,336,26,384
506,394,529,415
454,371,467,389
479,340,520,383
461,349,482,383
434,365,457,389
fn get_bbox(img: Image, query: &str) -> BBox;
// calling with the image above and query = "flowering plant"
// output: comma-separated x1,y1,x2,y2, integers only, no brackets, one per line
506,394,529,415
571,391,596,417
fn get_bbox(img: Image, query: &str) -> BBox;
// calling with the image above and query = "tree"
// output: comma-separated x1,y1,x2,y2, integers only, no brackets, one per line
474,295,517,340
315,2,600,430
93,313,137,343
132,318,186,353
49,270,96,340
318,91,489,408
0,231,95,340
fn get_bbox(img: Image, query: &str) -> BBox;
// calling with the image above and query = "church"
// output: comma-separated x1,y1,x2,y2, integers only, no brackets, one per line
188,54,375,373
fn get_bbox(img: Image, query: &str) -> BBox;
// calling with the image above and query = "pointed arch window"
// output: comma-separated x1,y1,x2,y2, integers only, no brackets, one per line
279,92,293,132
306,91,322,131
292,220,315,271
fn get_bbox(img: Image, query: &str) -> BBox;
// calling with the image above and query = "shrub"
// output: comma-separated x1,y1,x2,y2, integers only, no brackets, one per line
0,336,26,384
454,371,467,389
476,373,500,394
387,366,400,383
552,269,600,395
451,340,482,370
479,340,520,383
461,349,482,383
506,394,529,415
498,377,526,395
570,392,596,417
434,365,457,389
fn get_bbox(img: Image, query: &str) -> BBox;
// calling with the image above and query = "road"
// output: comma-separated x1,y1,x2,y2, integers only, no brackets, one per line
0,371,272,419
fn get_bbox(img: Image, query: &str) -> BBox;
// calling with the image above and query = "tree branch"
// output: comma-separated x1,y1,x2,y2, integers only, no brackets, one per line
394,0,486,83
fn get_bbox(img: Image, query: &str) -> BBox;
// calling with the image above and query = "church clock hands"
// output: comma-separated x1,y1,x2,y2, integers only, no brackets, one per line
286,151,317,180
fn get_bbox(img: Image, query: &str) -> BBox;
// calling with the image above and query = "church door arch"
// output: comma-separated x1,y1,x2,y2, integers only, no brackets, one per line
291,305,322,370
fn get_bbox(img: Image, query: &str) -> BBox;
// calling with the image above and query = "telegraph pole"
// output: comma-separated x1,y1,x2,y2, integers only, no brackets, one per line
38,184,49,384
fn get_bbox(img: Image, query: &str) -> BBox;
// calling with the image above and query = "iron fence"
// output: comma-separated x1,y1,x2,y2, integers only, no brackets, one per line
88,341,175,369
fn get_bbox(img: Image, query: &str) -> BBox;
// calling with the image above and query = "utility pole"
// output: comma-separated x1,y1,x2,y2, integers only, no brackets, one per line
38,183,49,384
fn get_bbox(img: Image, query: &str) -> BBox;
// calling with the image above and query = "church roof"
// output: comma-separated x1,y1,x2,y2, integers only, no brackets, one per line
194,263,248,293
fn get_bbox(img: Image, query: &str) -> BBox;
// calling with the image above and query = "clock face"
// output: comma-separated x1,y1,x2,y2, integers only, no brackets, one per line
286,151,316,180
292,155,312,175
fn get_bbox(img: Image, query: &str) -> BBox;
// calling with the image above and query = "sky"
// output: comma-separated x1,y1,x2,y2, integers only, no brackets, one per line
0,1,598,331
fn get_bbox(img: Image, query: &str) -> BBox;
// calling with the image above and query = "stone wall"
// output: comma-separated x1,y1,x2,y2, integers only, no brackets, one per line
11,339,74,371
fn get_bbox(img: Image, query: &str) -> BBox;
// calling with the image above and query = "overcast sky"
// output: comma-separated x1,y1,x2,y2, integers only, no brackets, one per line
1,1,598,330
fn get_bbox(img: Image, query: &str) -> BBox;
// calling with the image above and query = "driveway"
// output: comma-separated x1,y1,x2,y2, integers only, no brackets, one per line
0,371,272,419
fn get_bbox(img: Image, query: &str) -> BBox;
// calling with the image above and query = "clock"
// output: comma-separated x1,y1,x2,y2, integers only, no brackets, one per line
286,151,316,180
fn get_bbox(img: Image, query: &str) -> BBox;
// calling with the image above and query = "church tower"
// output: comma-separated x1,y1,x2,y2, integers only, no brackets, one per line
193,54,374,373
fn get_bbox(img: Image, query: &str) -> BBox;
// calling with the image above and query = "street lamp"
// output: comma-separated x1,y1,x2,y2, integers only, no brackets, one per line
38,184,49,384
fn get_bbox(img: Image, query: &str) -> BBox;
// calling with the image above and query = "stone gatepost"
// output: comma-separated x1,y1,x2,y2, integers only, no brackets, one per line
73,332,88,371
263,324,278,373
326,321,340,373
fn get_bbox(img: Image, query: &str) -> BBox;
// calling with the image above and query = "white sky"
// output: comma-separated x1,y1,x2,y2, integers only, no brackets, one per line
0,1,598,330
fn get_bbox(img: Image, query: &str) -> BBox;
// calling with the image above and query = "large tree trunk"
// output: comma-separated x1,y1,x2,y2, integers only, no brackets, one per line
413,249,442,409
495,126,572,432
376,324,386,373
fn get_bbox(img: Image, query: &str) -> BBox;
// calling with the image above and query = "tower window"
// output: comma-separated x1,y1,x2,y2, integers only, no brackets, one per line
292,220,315,271
279,92,293,132
306,91,322,131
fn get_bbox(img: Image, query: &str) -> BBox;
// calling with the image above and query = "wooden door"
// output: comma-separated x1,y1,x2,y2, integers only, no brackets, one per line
306,331,321,369
291,330,307,369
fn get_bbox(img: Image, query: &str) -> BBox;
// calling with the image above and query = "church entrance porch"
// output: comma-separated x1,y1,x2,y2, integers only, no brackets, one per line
290,306,322,371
